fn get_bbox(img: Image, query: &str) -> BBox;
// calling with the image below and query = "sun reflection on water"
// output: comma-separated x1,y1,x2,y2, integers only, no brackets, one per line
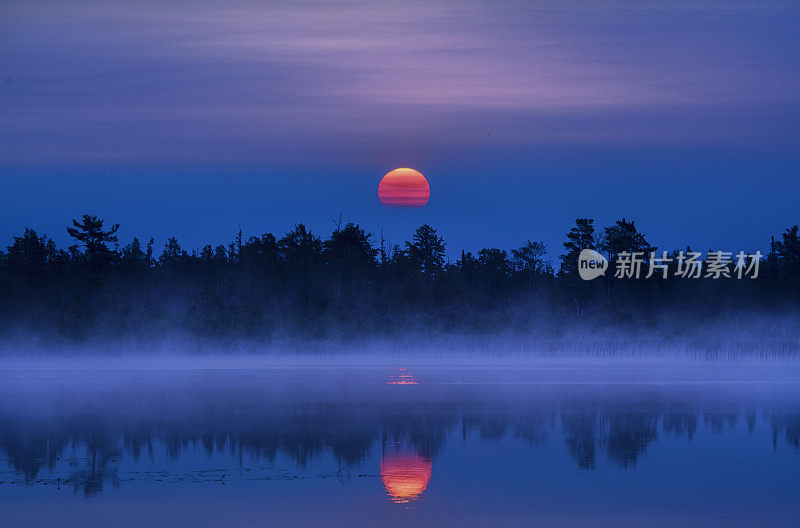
380,443,432,504
386,367,418,385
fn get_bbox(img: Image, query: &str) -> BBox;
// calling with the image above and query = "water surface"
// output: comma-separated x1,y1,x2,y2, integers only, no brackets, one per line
1,360,798,527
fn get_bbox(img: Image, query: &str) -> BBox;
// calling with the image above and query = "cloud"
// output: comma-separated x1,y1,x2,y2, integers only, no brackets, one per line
2,0,799,163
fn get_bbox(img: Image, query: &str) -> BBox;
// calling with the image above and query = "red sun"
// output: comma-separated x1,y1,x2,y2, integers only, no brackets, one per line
378,168,430,208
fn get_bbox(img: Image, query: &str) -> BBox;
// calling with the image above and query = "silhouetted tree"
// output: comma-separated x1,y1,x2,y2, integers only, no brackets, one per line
773,225,800,297
559,218,599,313
5,229,57,279
280,224,322,309
121,237,154,270
476,248,512,306
602,218,656,264
512,240,547,295
324,223,377,303
600,219,656,303
66,214,119,266
159,237,188,267
406,224,445,279
559,218,595,279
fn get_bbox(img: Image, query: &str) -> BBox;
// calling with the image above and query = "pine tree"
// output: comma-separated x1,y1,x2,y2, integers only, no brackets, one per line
66,214,120,272
406,224,445,278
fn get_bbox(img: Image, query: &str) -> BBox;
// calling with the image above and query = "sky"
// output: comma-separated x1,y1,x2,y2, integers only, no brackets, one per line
2,0,799,262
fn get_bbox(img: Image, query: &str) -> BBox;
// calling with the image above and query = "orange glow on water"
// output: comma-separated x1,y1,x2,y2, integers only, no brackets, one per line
386,367,418,385
378,168,430,208
380,448,432,504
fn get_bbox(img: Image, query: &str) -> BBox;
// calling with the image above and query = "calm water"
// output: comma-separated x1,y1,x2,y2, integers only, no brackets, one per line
1,360,799,527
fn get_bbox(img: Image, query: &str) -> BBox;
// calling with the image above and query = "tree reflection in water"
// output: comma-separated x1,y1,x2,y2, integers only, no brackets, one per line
0,364,799,500
1,404,799,498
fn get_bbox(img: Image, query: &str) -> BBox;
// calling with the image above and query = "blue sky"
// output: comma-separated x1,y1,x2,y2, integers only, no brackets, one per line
2,1,799,261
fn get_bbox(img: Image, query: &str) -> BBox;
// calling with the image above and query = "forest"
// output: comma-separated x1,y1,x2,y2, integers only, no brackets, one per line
0,214,799,343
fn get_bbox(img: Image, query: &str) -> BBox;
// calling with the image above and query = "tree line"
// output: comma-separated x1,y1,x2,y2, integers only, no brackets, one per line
1,214,798,341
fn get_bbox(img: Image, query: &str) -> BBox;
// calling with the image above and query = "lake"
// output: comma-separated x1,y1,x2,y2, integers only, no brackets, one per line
1,359,799,527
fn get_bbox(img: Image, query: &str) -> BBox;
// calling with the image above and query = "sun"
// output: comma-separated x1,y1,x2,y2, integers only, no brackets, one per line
378,168,430,208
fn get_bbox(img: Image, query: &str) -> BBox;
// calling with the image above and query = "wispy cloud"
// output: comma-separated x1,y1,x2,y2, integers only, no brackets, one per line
2,0,799,163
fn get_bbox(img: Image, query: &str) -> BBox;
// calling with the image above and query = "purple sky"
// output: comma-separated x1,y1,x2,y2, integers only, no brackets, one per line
2,1,799,259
